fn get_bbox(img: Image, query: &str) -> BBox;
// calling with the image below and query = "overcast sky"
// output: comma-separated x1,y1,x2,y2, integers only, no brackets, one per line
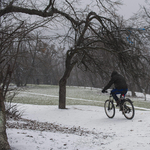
80,0,146,19
117,0,146,19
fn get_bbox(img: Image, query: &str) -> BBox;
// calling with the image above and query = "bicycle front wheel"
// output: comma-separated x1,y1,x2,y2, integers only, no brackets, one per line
122,99,135,120
104,100,115,118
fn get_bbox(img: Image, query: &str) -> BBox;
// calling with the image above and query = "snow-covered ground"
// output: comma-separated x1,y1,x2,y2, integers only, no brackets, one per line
7,104,150,150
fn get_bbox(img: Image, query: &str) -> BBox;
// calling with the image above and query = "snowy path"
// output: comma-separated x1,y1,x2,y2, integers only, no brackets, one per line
7,104,150,150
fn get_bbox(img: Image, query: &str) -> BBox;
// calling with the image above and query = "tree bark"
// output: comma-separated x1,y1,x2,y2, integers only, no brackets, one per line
59,67,73,109
59,52,76,109
0,89,10,150
59,77,67,109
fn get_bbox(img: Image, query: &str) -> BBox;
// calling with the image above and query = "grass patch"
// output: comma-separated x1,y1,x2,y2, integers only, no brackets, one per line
13,96,58,105
133,100,150,109
9,84,150,109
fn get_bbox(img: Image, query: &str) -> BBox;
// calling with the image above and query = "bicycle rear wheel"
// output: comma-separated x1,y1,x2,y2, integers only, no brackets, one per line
122,99,134,120
104,100,115,118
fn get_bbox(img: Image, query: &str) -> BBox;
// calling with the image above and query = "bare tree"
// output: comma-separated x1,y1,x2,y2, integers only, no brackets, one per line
122,3,150,95
1,0,149,109
0,23,23,149
0,1,58,148
1,0,150,148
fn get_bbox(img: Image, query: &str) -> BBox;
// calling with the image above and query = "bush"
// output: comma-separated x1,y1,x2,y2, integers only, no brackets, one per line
5,104,24,120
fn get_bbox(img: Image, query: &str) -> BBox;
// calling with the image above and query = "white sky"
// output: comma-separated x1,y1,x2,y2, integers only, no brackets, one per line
80,0,146,19
117,0,146,19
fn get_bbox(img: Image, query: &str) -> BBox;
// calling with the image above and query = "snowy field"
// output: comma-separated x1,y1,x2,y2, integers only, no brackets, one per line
7,105,150,150
6,85,150,150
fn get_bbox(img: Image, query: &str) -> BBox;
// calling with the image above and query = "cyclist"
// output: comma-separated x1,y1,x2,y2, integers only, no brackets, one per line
102,71,128,106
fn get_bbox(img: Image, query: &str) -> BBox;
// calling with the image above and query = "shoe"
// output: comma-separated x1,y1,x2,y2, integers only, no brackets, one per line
120,106,123,111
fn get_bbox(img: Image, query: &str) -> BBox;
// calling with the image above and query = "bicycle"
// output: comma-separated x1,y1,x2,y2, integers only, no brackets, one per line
104,92,135,120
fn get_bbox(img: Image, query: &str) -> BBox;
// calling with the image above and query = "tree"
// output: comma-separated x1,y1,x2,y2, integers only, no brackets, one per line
0,13,25,148
0,65,11,150
0,1,58,148
1,0,149,109
1,0,150,148
123,3,150,95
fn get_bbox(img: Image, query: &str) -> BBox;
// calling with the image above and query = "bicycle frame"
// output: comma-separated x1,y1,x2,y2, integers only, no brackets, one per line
104,93,135,119
109,94,114,101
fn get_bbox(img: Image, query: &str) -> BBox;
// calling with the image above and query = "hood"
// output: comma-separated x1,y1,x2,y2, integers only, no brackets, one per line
111,71,118,77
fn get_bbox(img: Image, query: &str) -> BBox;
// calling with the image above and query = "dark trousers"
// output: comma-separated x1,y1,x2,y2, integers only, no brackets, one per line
111,89,128,102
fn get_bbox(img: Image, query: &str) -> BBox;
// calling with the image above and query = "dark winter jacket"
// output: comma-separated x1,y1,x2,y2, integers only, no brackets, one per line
103,71,128,91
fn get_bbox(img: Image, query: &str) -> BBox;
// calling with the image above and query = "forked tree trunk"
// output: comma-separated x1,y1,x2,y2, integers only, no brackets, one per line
0,89,10,150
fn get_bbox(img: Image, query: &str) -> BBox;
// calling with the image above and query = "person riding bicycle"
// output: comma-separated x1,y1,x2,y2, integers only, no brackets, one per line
102,71,128,106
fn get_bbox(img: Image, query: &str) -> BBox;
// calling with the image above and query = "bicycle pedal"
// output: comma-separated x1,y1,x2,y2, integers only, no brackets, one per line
119,106,123,111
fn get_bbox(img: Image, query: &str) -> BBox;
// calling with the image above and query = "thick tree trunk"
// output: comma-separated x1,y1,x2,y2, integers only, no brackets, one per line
0,89,10,150
59,67,73,109
59,52,76,109
59,78,67,109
